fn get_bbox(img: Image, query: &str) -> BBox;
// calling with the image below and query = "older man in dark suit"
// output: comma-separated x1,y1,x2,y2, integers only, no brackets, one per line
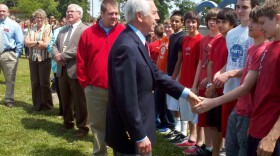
105,0,200,155
53,4,89,137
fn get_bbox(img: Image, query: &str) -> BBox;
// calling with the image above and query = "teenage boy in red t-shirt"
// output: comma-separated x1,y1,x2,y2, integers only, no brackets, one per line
213,0,258,140
182,8,221,155
149,24,164,63
172,11,203,150
247,1,280,155
193,7,269,156
203,8,238,156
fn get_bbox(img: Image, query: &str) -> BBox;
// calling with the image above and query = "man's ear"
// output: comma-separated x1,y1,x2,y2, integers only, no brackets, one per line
136,12,143,22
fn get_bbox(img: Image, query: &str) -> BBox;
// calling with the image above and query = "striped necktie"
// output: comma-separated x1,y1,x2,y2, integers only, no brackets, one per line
145,42,151,57
63,25,73,47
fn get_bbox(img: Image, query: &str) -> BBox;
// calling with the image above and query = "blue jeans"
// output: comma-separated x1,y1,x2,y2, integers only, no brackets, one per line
225,109,250,156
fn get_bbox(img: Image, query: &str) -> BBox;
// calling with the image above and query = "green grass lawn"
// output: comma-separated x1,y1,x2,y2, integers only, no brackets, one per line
0,57,185,156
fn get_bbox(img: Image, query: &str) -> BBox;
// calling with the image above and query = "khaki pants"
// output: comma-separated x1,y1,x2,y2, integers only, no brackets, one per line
84,85,108,156
0,52,18,103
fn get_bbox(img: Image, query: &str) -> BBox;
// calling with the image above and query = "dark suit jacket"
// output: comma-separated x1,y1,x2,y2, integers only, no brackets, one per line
106,26,184,154
52,22,88,79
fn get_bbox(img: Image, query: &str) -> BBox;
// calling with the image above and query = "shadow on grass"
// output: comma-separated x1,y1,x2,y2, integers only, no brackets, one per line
21,118,93,143
0,80,5,84
30,146,88,156
153,133,185,156
15,100,60,116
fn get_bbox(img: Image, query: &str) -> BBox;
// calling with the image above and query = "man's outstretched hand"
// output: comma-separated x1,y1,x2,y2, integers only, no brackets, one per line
187,91,201,107
192,97,218,114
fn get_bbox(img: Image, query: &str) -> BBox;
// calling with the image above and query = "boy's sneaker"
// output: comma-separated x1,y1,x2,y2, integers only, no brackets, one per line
191,144,212,156
163,129,180,140
183,145,199,155
169,133,188,144
219,147,226,156
176,139,196,148
158,127,171,133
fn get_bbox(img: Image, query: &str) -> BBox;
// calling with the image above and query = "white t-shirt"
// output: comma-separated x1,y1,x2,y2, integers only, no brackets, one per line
224,25,254,94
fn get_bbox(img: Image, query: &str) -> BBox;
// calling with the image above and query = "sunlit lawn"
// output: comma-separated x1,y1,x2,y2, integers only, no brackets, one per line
0,57,185,156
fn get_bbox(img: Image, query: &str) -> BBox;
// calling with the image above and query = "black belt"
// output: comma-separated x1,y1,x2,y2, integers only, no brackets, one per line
3,49,15,52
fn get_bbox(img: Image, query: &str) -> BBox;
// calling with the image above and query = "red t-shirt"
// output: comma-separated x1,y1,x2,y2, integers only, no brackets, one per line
179,34,203,88
149,40,160,63
208,36,228,95
198,34,222,90
235,42,269,117
249,41,280,139
156,36,169,73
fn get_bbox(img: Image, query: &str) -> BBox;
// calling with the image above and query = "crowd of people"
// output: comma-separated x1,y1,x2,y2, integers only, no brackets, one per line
0,0,279,156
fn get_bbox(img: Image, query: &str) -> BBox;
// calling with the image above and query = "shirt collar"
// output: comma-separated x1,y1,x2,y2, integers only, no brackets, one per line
72,20,81,28
0,17,8,24
36,24,46,32
128,24,146,45
173,29,182,34
99,19,112,35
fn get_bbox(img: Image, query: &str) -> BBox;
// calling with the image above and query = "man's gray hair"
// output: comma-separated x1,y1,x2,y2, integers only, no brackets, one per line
67,4,83,18
124,0,151,23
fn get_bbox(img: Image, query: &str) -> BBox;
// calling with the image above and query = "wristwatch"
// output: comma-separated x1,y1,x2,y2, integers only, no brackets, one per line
206,83,213,88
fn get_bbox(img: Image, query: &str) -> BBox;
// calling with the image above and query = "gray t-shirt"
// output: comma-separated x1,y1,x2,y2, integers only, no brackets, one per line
224,25,254,94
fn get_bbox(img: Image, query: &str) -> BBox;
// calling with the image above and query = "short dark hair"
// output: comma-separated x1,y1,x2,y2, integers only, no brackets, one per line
183,11,200,28
256,0,280,20
205,8,220,29
101,0,118,13
217,8,239,28
250,0,260,8
170,10,184,22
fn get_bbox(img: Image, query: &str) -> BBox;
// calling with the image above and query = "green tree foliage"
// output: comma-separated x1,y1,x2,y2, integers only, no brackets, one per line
117,0,127,21
14,0,59,19
13,0,90,22
154,0,172,23
173,0,197,15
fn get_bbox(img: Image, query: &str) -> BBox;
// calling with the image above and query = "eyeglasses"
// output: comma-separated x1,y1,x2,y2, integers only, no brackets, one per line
35,17,45,19
66,10,79,14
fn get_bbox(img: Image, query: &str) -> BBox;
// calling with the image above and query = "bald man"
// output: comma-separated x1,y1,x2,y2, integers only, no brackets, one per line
0,4,24,107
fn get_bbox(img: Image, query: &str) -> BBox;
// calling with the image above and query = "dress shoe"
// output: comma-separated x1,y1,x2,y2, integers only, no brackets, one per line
60,124,74,132
44,104,53,110
5,102,14,108
74,129,88,137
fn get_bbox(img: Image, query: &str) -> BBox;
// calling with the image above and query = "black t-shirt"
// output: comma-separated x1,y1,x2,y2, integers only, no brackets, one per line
167,31,186,76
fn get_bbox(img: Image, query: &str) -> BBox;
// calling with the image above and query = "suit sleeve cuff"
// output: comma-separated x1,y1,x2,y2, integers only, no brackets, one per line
180,88,190,98
136,136,147,143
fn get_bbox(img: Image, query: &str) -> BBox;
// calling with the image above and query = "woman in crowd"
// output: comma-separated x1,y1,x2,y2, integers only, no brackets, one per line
24,9,53,111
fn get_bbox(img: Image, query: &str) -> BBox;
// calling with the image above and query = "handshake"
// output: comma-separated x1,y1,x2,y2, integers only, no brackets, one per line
187,91,217,114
